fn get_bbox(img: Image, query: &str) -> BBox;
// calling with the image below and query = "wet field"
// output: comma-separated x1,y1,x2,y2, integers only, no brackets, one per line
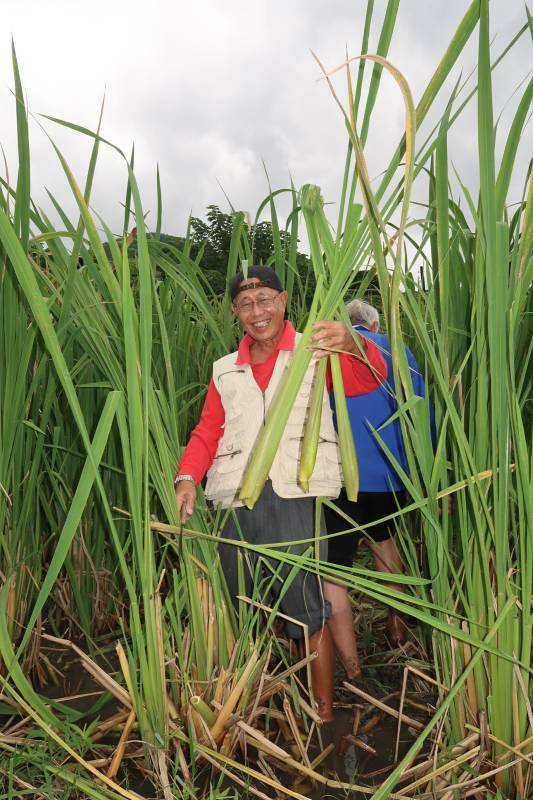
32,607,432,799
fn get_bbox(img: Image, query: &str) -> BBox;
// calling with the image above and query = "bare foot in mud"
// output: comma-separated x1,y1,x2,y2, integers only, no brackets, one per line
334,671,369,704
385,610,409,647
346,671,368,690
312,708,360,792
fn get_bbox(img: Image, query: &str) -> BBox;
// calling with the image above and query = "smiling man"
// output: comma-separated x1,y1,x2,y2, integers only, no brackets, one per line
174,265,387,723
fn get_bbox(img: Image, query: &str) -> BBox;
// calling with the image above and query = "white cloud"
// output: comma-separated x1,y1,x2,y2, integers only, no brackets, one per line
0,0,530,236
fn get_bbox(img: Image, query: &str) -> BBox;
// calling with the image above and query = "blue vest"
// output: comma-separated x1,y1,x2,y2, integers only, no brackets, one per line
333,326,427,492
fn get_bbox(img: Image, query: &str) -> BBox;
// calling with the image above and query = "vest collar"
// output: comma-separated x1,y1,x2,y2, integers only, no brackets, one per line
235,321,296,365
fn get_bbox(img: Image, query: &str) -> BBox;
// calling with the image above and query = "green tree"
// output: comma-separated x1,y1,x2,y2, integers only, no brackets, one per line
189,205,305,294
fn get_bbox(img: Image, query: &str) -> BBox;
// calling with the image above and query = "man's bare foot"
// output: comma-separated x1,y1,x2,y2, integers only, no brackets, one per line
345,671,368,692
385,609,409,646
316,698,334,723
343,656,362,678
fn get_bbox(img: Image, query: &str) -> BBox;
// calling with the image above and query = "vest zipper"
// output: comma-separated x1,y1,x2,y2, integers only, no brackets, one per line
218,368,246,380
289,435,336,443
213,449,243,460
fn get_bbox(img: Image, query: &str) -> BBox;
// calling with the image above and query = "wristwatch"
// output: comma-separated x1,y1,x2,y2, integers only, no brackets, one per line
174,474,196,487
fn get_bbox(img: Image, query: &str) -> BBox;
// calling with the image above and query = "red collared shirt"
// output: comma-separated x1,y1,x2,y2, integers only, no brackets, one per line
177,321,386,484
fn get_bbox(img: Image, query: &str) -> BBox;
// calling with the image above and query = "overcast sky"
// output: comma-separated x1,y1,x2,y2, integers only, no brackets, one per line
0,1,530,239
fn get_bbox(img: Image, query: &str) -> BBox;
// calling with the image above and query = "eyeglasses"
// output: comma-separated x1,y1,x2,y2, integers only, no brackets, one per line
233,293,281,313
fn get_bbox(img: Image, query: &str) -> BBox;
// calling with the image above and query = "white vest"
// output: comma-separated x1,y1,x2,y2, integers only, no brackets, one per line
205,333,342,508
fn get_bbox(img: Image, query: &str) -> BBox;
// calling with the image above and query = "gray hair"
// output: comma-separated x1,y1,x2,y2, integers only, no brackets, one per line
345,299,380,330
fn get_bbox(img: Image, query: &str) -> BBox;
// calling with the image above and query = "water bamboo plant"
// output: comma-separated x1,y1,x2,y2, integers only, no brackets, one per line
0,1,530,798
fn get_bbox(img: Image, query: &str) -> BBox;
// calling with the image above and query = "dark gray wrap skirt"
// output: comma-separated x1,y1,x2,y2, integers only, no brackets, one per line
218,481,330,639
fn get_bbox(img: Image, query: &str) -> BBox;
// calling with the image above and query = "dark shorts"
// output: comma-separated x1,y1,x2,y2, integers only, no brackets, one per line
218,481,329,640
324,489,408,568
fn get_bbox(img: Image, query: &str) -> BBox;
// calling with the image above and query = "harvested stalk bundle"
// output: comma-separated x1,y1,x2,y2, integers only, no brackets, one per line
238,335,315,508
240,182,365,508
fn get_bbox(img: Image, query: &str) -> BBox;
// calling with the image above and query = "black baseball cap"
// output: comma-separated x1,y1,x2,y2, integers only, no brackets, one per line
229,265,284,301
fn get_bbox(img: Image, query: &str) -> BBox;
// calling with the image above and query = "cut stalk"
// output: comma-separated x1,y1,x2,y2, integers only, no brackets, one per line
190,696,216,727
298,357,328,492
330,354,359,501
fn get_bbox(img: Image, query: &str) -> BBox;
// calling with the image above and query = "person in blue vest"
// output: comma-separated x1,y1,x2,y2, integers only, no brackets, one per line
323,299,427,683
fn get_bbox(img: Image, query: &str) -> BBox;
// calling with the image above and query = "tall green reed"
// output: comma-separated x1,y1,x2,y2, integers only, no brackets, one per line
0,2,530,797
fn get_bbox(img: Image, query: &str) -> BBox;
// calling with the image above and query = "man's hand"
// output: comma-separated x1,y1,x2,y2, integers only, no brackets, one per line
311,321,363,359
175,480,197,523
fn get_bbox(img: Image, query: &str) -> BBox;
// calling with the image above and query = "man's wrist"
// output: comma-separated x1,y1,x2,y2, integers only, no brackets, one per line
174,473,196,487
347,330,366,354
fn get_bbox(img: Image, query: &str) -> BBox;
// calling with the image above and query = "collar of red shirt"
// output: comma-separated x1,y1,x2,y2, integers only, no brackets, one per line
235,320,296,365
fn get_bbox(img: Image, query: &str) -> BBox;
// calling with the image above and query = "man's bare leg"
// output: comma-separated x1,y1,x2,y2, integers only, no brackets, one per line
369,535,403,575
367,537,408,645
323,580,363,681
299,625,335,723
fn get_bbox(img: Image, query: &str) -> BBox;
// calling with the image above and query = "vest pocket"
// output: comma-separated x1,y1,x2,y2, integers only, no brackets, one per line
222,410,244,427
212,449,245,474
279,438,301,481
318,442,342,476
297,383,312,400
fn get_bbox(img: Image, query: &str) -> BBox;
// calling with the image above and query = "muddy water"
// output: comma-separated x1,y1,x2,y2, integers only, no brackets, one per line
304,705,422,799
35,641,430,798
39,640,119,718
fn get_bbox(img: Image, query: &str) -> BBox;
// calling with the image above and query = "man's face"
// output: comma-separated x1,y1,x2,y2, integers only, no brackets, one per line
232,280,287,341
